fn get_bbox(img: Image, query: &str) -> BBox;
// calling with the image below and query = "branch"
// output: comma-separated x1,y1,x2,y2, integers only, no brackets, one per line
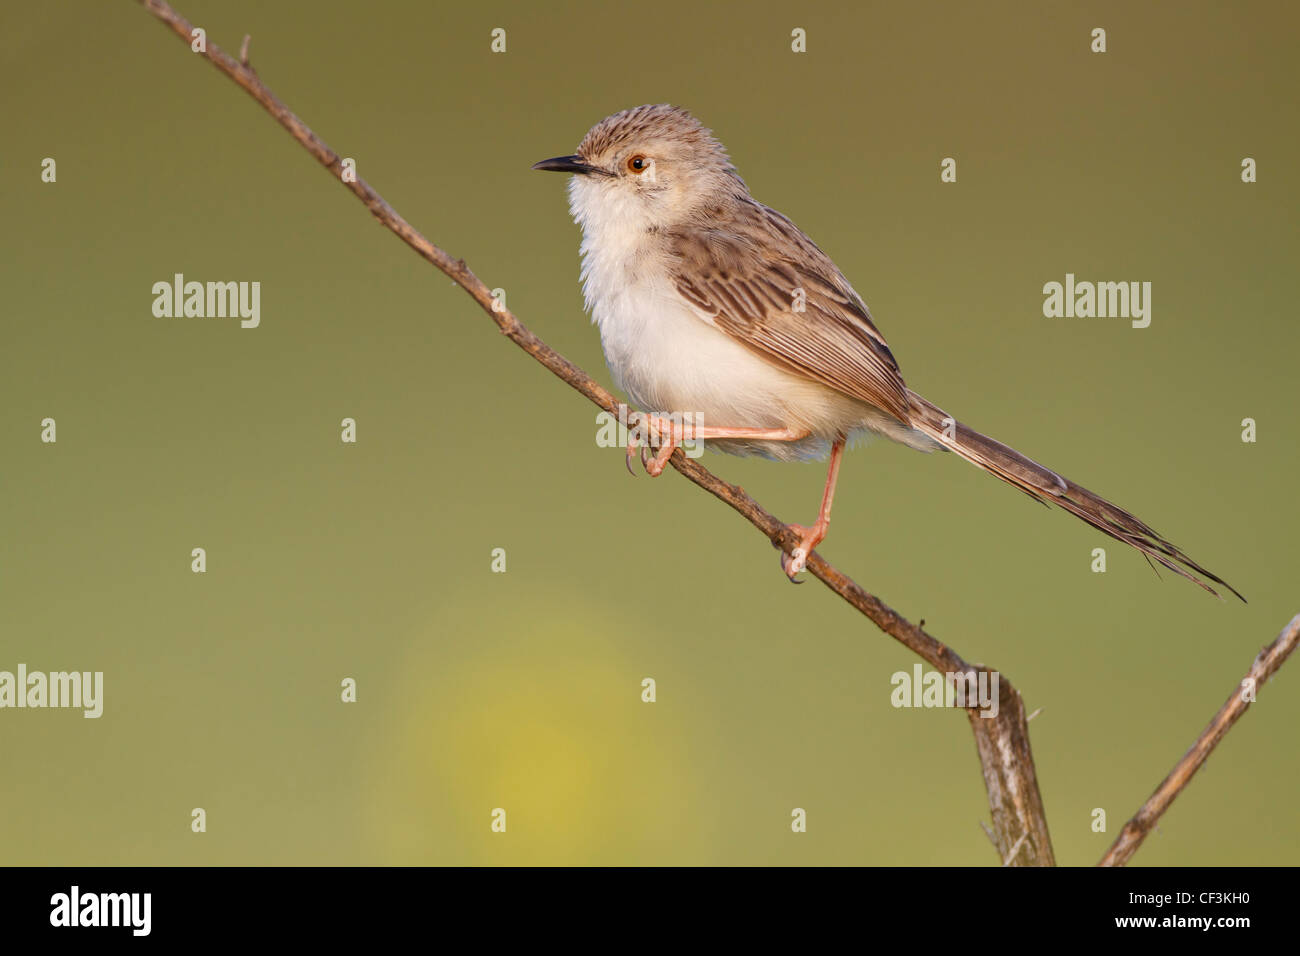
137,0,1058,864
1099,613,1300,866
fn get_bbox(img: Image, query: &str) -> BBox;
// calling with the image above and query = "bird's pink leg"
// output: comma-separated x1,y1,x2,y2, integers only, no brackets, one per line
780,436,846,580
624,414,843,582
629,414,812,477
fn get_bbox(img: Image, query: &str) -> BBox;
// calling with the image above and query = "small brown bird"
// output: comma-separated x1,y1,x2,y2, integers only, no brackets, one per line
534,104,1242,600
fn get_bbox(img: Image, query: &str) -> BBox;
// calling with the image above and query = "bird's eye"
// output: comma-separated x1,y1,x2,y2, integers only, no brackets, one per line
627,154,649,173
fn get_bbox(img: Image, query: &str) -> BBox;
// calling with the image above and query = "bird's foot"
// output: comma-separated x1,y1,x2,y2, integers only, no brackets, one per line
780,522,828,582
625,413,682,477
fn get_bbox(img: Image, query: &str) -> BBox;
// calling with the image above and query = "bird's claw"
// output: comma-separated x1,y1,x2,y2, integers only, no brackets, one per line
779,524,823,582
625,414,677,477
780,546,808,581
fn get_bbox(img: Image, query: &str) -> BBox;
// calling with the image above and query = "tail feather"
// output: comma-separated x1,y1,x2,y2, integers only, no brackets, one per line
906,390,1244,602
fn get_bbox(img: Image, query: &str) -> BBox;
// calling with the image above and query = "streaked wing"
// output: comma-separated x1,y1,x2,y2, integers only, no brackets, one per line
668,202,911,425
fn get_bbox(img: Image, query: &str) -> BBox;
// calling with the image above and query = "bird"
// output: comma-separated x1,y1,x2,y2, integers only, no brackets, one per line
532,104,1242,600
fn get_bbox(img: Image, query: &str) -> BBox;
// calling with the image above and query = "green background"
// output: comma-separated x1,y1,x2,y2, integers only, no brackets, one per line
2,0,1296,865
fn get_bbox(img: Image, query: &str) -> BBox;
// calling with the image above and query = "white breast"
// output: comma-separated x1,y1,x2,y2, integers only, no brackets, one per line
567,177,884,460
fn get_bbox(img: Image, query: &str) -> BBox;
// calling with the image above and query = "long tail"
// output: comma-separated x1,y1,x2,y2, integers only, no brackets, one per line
905,390,1244,601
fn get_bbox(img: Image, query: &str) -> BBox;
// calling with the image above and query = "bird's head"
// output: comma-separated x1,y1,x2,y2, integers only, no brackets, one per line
533,104,746,234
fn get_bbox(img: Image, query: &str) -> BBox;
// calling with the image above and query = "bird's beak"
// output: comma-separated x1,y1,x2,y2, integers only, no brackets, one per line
531,154,607,176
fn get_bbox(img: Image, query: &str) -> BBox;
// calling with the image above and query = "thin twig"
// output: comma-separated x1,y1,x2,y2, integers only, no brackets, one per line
1099,613,1300,866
